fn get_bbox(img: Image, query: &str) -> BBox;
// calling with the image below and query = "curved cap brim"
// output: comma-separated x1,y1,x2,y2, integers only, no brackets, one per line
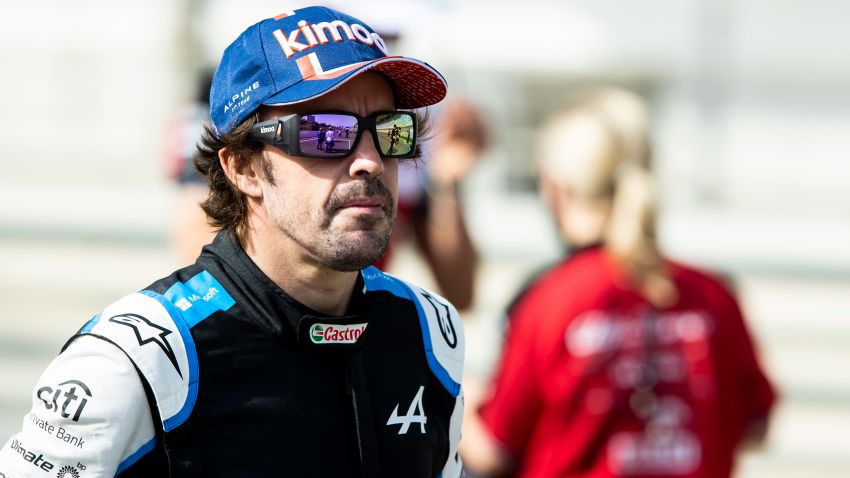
262,56,447,109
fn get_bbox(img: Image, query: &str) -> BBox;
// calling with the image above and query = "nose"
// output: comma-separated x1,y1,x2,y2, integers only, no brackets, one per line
348,131,385,179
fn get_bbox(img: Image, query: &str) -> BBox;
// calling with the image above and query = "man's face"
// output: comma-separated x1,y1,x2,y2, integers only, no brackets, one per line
255,72,399,271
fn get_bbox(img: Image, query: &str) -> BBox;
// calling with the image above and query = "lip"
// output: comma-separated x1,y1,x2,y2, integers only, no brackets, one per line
339,197,384,209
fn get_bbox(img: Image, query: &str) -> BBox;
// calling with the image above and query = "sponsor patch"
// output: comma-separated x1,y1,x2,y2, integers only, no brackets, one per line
271,19,387,59
420,290,457,349
26,414,86,449
109,313,182,378
56,465,81,478
8,439,54,472
35,380,92,423
164,270,236,328
309,323,367,344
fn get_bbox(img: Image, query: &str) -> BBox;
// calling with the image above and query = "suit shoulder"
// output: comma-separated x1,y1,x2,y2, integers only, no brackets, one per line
361,267,464,397
72,290,199,432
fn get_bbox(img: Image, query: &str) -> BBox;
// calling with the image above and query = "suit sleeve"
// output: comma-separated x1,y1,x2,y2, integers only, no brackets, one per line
0,336,156,477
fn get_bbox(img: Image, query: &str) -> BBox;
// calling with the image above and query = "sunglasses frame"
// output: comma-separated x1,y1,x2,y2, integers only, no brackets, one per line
249,110,418,159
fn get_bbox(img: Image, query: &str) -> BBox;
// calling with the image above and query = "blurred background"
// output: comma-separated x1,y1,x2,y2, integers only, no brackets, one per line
0,0,848,477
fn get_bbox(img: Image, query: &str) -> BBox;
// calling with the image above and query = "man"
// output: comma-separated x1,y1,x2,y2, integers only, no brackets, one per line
389,123,400,152
317,126,326,151
0,6,464,478
325,125,336,153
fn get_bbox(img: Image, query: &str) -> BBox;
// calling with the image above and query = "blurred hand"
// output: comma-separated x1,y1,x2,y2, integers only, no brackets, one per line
428,101,489,186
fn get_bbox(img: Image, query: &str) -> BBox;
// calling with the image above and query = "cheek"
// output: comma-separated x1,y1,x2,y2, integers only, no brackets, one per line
276,181,333,211
273,162,337,205
382,159,400,197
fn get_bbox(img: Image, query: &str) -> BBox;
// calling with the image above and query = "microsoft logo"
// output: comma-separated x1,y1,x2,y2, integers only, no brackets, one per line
175,298,193,311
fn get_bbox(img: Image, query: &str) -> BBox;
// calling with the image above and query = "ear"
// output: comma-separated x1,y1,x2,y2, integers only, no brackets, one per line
219,147,263,199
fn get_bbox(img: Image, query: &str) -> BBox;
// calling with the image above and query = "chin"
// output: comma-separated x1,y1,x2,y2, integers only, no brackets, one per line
321,249,386,272
336,221,392,244
315,231,390,272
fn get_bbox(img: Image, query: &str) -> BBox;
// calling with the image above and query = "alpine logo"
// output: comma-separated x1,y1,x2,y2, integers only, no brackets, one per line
223,81,261,114
109,313,182,378
36,380,92,422
309,323,367,344
387,385,427,435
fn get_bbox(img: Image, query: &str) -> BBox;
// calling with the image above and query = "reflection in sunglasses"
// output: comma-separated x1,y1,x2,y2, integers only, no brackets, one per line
252,111,416,158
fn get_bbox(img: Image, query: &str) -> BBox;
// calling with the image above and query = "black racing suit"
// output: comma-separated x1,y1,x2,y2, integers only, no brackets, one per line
0,231,464,477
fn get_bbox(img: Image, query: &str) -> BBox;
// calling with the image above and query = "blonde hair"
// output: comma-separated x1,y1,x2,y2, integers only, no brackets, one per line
538,88,677,307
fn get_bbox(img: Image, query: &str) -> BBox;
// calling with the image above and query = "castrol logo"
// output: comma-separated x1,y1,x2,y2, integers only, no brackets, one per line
309,323,367,344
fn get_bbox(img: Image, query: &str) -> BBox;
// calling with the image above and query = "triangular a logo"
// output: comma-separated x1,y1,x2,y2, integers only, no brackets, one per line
387,385,427,435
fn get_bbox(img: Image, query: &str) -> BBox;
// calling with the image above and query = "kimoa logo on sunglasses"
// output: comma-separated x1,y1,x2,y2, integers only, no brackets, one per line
272,18,388,59
260,125,276,134
310,323,367,344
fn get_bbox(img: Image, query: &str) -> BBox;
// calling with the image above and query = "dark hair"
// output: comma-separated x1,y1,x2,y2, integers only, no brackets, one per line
193,108,430,232
411,108,431,162
193,113,262,232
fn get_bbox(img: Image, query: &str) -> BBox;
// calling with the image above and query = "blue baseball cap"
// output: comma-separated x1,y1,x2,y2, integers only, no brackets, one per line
210,6,447,134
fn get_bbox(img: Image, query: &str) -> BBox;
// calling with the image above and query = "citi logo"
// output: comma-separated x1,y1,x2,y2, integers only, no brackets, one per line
260,125,276,134
310,323,367,344
272,18,388,59
36,379,92,422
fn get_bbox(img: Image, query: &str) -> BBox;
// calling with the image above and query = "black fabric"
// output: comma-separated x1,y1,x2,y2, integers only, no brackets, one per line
117,359,171,477
347,352,381,477
124,231,454,477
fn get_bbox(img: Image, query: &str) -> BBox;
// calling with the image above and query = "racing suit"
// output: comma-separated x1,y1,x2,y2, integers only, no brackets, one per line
0,231,465,477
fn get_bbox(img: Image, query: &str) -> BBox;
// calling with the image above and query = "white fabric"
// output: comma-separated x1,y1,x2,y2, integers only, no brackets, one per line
88,292,193,427
440,390,465,478
0,336,154,477
410,286,465,388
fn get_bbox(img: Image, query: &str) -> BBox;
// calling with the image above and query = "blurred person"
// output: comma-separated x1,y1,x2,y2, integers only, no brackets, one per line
317,126,326,151
460,89,776,478
0,6,465,477
163,70,219,266
378,100,488,311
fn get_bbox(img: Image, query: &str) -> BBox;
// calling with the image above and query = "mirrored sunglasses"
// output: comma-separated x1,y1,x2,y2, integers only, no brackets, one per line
250,110,417,159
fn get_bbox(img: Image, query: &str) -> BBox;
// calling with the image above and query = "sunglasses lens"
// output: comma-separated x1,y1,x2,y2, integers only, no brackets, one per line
302,114,358,157
376,113,415,157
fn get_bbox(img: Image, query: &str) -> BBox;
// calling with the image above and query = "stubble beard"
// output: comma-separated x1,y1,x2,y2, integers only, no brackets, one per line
279,179,396,272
